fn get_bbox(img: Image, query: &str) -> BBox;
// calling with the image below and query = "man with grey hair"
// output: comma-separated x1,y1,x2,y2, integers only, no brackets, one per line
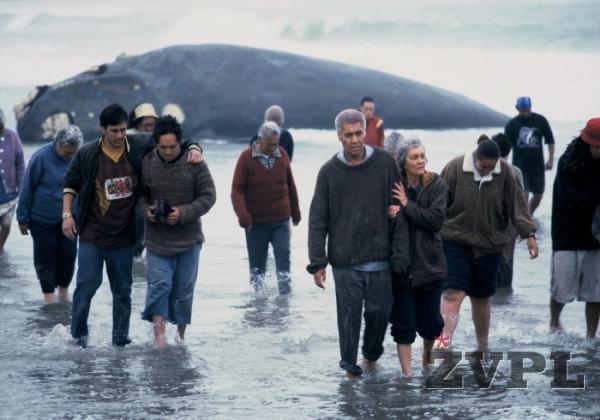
17,125,83,303
232,121,301,294
249,105,294,161
0,108,25,251
308,109,406,377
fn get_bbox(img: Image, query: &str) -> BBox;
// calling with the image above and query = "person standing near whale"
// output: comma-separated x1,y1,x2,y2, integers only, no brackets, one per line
139,116,216,346
249,105,294,161
233,121,301,295
17,125,83,304
127,103,159,135
128,102,159,258
438,139,538,352
62,103,203,348
307,109,400,377
504,96,555,216
0,109,25,251
550,118,600,338
360,97,385,148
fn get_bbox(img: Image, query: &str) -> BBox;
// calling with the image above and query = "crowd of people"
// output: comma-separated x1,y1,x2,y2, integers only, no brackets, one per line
0,95,598,378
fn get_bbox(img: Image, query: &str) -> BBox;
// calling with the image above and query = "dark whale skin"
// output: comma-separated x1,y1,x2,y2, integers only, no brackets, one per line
15,44,508,142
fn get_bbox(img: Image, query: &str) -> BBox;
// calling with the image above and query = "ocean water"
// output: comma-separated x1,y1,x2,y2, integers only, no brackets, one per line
0,1,599,419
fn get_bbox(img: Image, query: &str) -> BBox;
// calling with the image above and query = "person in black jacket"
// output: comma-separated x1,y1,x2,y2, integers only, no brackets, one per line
504,96,555,216
550,118,600,338
388,138,447,376
307,109,409,377
62,103,203,348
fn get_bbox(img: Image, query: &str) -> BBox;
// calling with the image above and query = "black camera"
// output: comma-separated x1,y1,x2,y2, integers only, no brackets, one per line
151,197,173,223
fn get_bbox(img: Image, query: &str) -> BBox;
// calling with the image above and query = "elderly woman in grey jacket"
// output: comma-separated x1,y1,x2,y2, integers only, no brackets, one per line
389,138,448,376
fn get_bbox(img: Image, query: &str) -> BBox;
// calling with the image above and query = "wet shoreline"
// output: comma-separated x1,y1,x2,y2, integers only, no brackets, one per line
1,131,598,419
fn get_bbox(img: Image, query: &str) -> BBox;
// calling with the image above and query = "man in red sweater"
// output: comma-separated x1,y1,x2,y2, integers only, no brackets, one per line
360,96,385,148
231,121,301,294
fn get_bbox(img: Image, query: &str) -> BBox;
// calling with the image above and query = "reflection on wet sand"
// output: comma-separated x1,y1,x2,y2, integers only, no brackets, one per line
241,294,291,330
26,302,71,332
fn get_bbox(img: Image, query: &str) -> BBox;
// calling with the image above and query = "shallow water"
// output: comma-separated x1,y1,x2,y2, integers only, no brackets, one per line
0,126,598,419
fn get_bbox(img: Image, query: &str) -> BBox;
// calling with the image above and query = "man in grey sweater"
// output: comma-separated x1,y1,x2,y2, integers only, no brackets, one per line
307,109,408,377
138,116,216,347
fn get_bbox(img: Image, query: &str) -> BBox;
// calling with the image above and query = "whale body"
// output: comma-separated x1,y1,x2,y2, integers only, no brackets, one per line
15,44,508,142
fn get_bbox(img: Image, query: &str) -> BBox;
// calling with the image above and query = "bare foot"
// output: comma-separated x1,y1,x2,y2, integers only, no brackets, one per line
549,323,564,334
154,334,167,348
361,358,377,373
174,333,184,345
345,371,361,380
43,293,56,304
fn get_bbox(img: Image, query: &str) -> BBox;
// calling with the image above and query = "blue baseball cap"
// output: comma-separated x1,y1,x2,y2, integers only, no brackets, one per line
515,96,532,111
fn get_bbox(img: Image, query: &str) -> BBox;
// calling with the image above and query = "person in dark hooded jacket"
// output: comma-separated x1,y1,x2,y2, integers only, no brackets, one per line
388,138,447,376
550,118,600,338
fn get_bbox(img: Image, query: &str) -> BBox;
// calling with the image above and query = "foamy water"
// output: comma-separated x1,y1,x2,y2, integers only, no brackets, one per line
0,1,599,418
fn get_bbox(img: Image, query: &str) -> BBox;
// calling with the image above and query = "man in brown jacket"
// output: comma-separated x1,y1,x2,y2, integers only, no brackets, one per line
438,139,538,352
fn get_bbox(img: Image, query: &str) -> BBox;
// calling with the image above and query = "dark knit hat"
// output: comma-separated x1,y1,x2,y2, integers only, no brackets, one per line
581,118,600,147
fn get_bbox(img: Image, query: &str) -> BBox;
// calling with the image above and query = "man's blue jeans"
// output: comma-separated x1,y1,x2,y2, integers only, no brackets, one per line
142,243,201,325
244,220,291,291
71,243,133,346
244,220,291,274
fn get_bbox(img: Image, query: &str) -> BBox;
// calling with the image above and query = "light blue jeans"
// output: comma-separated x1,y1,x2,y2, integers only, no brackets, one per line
142,243,201,325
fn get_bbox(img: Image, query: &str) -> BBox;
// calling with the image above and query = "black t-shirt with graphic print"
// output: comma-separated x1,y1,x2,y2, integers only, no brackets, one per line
79,149,138,249
504,112,554,177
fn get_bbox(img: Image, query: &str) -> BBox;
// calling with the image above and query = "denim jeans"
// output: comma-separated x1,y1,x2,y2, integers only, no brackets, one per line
331,267,393,373
30,221,77,294
244,220,291,274
142,243,201,325
71,243,133,345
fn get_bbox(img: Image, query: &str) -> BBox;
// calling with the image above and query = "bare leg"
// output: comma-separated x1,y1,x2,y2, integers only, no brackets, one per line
396,344,412,376
441,289,466,343
470,297,491,351
423,339,434,366
550,298,565,333
0,224,11,251
58,287,69,302
43,292,56,304
152,315,167,347
585,302,600,338
175,324,187,344
529,193,544,216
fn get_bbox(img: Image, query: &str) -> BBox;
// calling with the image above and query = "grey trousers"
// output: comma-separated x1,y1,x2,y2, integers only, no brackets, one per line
331,267,393,370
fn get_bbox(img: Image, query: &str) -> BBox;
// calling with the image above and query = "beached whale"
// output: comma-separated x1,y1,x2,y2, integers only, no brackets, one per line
14,44,508,143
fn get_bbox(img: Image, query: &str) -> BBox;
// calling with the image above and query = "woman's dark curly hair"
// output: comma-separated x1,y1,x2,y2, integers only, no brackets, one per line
559,137,594,172
152,115,182,144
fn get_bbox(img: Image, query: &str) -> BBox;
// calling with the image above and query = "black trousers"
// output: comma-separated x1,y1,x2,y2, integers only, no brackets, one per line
30,221,77,294
331,267,393,371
